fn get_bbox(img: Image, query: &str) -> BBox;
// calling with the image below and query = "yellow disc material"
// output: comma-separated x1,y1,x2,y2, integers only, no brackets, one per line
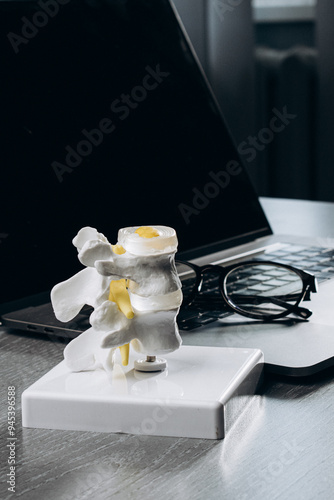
119,343,130,366
109,279,134,319
111,244,126,255
108,279,134,366
135,226,159,238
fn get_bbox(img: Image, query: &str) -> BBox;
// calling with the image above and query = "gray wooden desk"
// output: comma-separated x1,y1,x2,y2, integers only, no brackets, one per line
1,198,334,500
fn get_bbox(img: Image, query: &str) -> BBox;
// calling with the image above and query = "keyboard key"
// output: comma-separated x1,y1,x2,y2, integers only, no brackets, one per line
298,251,319,258
179,321,203,331
292,260,314,267
238,273,270,283
265,251,290,258
264,269,287,277
248,284,275,292
196,315,218,325
282,254,301,261
316,274,331,282
284,245,309,253
178,309,200,321
264,278,290,287
320,249,334,256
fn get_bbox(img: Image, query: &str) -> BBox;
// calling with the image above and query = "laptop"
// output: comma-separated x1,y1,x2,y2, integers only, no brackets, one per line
1,0,334,376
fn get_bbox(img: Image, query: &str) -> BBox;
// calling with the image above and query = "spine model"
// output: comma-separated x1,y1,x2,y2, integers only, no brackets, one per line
51,226,183,372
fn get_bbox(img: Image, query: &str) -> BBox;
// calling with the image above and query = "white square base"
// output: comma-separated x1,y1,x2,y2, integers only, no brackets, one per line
22,346,263,440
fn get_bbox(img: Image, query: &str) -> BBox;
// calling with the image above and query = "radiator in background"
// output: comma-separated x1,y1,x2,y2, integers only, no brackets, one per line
252,45,317,199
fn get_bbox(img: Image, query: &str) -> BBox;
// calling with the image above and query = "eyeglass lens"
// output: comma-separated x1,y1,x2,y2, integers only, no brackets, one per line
224,263,303,317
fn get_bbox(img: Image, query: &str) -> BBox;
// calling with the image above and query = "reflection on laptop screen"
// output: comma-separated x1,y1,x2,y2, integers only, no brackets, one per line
0,0,271,307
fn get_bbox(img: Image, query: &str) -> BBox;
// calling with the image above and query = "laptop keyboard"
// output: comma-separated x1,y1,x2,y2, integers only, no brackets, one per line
178,243,334,330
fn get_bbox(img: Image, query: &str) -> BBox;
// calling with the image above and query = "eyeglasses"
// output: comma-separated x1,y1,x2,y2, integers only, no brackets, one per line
176,260,318,321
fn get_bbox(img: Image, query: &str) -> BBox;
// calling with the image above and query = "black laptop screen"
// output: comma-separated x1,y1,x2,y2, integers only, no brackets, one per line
0,0,271,306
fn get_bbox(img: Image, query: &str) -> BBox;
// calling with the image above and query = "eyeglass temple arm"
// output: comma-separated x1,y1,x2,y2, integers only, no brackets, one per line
188,293,312,319
228,294,313,319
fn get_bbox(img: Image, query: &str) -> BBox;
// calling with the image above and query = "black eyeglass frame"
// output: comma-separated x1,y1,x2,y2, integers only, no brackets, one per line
176,260,318,321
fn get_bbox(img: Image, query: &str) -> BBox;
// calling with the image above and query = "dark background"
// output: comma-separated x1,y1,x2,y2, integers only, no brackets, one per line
0,0,270,306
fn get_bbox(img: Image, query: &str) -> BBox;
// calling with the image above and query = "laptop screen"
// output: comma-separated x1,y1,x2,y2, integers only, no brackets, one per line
0,0,271,307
